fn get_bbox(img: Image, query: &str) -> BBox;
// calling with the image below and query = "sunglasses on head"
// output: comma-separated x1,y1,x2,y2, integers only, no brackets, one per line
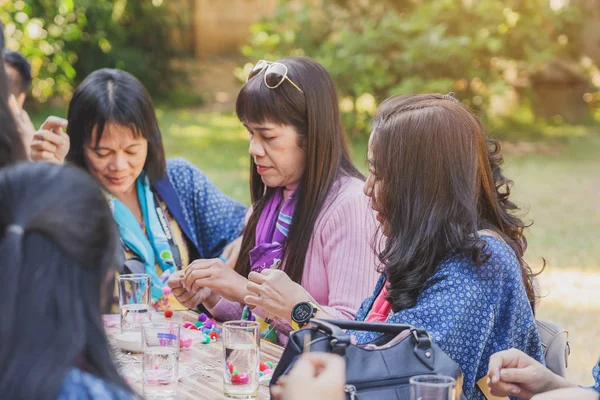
247,60,304,94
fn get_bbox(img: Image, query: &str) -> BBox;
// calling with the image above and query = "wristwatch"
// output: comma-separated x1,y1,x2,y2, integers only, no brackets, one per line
291,301,320,330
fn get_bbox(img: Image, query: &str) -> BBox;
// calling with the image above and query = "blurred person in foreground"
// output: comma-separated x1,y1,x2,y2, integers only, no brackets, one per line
0,162,135,399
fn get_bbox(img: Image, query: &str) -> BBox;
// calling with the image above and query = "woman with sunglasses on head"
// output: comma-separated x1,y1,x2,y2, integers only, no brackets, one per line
169,57,379,343
335,94,541,399
0,163,134,399
30,68,247,312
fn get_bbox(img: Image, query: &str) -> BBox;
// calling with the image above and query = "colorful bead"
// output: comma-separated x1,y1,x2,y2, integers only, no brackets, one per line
189,325,199,331
204,320,215,329
233,370,240,375
180,337,192,348
259,371,264,377
202,328,212,335
209,331,219,340
194,321,204,328
266,361,274,369
237,373,249,384
162,286,172,296
228,363,234,373
201,334,211,344
164,309,173,318
259,362,268,372
183,322,192,328
198,313,208,322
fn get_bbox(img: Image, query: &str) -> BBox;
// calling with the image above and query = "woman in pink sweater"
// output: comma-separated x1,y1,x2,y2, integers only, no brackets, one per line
168,57,378,343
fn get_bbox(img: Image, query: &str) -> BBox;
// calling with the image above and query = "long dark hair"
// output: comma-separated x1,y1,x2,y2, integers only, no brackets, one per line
0,163,132,399
0,23,27,167
234,56,362,283
66,68,166,182
370,94,537,312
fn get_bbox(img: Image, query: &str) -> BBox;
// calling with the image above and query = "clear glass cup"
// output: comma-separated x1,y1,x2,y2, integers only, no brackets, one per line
142,322,180,400
410,375,456,400
118,273,152,333
222,321,260,399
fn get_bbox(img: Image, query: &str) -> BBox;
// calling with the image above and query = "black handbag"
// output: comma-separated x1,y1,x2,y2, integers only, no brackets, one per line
270,319,465,400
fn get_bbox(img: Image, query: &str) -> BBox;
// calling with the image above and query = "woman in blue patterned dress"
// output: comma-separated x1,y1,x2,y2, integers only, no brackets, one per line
348,94,543,399
0,163,134,399
30,69,246,311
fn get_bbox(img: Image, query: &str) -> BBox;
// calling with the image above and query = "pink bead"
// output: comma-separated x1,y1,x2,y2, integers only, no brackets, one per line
183,322,193,328
238,373,249,384
180,337,192,348
162,286,172,296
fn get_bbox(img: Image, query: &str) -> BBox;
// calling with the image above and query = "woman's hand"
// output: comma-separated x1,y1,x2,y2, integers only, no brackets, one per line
30,116,69,163
221,235,243,267
244,269,313,322
487,349,575,399
182,258,248,304
167,271,220,309
271,353,346,400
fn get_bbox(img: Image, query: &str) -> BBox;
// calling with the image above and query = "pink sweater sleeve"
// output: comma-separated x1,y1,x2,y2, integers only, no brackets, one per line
252,184,379,338
207,297,244,321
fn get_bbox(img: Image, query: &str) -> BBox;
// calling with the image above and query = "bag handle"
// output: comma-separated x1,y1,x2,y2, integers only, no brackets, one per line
314,319,414,334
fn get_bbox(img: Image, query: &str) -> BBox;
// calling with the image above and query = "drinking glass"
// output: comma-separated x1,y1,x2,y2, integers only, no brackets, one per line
410,375,456,400
118,273,151,333
222,321,260,399
142,322,180,400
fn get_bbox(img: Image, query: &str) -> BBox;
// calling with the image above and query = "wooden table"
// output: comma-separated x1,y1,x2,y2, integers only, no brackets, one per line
105,311,283,399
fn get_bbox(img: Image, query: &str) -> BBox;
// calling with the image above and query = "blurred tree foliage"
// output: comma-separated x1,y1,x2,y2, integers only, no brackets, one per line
1,0,178,103
241,0,589,135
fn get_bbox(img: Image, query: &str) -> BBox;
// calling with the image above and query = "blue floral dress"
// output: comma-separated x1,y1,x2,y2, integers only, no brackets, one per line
57,369,134,400
349,236,544,400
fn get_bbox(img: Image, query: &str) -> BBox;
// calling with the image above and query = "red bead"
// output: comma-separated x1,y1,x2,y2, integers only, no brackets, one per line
259,362,268,372
209,331,219,340
189,325,199,330
164,309,173,318
228,363,234,373
231,374,243,385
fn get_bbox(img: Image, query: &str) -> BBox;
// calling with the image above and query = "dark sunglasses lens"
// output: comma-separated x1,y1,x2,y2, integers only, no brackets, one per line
265,63,287,88
248,60,267,81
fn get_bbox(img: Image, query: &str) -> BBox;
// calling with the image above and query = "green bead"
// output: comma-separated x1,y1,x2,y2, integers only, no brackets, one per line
233,370,240,375
195,321,204,328
266,361,274,369
259,371,264,377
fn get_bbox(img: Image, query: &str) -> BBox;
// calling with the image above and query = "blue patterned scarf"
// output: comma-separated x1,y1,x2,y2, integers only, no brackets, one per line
108,173,176,301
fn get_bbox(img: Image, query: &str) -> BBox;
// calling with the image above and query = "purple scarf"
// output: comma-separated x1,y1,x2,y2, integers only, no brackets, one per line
249,188,296,273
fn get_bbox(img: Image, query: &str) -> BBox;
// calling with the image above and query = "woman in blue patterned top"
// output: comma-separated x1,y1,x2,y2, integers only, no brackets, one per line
348,94,543,399
31,69,246,311
0,163,134,399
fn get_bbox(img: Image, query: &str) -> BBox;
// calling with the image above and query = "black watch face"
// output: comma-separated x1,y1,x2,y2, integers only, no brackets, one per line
292,302,314,324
